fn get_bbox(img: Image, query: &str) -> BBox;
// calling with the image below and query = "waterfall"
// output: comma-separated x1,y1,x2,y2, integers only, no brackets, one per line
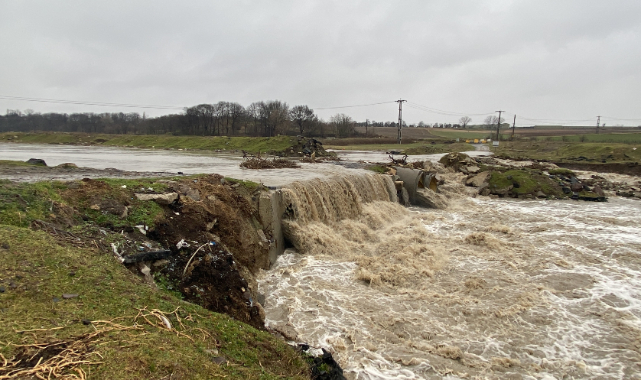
280,173,398,224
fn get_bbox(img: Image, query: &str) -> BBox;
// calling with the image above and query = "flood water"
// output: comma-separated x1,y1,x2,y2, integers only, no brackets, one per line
0,143,487,186
0,143,367,186
259,196,641,379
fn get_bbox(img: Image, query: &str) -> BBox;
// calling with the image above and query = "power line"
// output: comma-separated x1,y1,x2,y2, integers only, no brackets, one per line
600,116,641,122
314,101,395,110
0,95,185,110
406,101,489,116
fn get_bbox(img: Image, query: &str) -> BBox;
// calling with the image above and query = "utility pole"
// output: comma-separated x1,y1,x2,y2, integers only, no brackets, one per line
396,99,406,144
365,119,369,136
511,114,516,139
495,110,504,141
596,115,601,134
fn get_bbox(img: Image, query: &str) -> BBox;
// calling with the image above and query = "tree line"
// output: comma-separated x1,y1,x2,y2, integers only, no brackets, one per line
1,102,512,137
0,101,367,138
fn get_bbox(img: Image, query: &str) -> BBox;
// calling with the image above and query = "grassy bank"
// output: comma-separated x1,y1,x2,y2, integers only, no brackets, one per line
0,227,308,379
1,132,472,155
324,141,475,154
0,174,310,379
0,132,296,154
493,140,641,164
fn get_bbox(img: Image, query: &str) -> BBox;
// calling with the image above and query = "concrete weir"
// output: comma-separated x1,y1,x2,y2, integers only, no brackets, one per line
260,169,436,264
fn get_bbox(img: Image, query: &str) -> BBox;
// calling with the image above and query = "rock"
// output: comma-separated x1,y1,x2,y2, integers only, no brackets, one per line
467,165,480,174
257,229,269,243
135,192,179,205
185,188,200,201
466,171,491,187
82,319,92,325
56,163,78,169
593,185,605,196
562,186,572,194
570,182,584,192
62,293,79,299
536,191,546,198
490,184,513,196
26,158,47,166
414,188,448,209
439,152,474,172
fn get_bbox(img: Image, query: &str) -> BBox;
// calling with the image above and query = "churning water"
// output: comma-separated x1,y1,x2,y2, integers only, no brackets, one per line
259,176,641,379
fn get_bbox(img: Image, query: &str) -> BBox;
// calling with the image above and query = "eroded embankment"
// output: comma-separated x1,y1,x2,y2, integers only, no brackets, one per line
0,174,277,329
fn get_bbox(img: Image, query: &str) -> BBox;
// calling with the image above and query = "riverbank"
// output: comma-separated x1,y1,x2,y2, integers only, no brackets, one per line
0,171,313,379
493,140,641,175
0,131,299,155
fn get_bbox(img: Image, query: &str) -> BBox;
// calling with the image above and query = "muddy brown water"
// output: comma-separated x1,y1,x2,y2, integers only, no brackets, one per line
259,178,641,380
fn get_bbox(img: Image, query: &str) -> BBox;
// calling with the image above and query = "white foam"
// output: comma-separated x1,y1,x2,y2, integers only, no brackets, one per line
259,197,641,379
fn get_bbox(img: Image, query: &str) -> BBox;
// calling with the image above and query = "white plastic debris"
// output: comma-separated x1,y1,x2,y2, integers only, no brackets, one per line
121,185,127,188
110,243,125,263
176,239,190,249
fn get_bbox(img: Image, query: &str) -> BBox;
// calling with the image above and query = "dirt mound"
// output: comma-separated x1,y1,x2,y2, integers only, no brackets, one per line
147,175,271,327
163,242,265,329
281,137,333,157
45,174,273,328
241,157,300,169
439,152,475,172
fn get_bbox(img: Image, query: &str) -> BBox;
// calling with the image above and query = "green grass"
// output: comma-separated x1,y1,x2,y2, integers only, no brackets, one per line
428,130,504,140
494,141,641,163
0,178,174,229
488,169,563,197
0,160,35,167
536,132,641,144
365,165,389,174
324,141,475,154
0,132,297,154
0,180,67,227
0,226,309,379
404,142,475,155
223,178,263,191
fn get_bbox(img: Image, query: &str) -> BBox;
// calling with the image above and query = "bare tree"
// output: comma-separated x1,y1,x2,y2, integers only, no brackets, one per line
331,113,355,138
260,100,289,137
484,115,505,130
289,105,316,135
459,116,472,129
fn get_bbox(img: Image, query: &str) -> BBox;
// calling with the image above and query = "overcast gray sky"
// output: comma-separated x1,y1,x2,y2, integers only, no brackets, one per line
1,0,640,126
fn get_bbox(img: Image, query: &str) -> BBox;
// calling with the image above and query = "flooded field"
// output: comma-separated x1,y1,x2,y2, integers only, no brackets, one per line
259,196,641,379
0,143,365,185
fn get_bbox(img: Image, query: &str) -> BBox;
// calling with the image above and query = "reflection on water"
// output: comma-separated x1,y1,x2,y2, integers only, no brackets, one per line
259,197,641,379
